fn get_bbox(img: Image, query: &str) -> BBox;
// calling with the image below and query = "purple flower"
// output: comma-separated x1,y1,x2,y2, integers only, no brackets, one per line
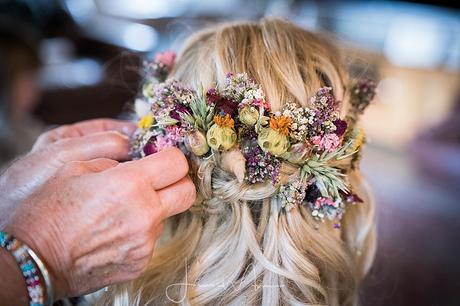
309,87,336,113
206,88,220,105
206,88,238,116
170,103,191,121
143,141,158,156
243,144,281,185
344,192,363,204
216,98,238,117
333,119,348,136
304,184,321,204
350,79,377,114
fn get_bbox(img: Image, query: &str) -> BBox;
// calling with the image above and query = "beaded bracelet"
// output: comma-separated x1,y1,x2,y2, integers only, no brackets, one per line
0,231,54,306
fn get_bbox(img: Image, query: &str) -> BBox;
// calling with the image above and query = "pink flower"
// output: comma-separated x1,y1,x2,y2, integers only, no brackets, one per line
311,133,340,152
239,98,270,111
153,126,185,152
165,125,185,142
252,98,271,111
154,51,176,68
154,135,175,151
311,135,322,146
314,197,336,209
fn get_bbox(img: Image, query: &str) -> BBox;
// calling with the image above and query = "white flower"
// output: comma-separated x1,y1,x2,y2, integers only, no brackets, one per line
134,98,151,118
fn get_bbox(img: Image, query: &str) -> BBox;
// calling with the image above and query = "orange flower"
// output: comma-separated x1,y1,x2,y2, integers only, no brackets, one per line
269,116,292,135
213,114,235,128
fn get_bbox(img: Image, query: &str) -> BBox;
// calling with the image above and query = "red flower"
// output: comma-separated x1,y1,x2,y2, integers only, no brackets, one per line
206,88,238,116
333,119,348,136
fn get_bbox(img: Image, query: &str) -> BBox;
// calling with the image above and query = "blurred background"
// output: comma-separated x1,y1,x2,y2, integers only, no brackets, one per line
0,0,459,305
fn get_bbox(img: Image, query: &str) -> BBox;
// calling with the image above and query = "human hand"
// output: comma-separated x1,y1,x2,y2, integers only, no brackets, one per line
4,147,195,300
0,119,136,227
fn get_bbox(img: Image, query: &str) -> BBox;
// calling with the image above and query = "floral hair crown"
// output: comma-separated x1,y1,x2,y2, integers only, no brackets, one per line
131,51,377,228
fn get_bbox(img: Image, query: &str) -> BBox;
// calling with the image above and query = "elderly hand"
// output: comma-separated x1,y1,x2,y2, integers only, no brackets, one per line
0,119,136,227
4,147,195,300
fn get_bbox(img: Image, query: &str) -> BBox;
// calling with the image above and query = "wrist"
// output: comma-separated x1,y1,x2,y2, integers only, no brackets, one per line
3,224,66,301
0,248,29,305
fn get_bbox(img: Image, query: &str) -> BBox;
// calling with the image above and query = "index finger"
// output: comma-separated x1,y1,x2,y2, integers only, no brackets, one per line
117,147,189,190
33,118,136,150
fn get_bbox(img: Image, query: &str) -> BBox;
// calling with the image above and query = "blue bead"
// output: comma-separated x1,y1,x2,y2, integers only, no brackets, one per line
21,262,35,272
0,231,5,246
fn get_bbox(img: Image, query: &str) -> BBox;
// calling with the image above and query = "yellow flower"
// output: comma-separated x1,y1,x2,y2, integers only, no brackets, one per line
269,116,292,136
206,124,237,151
138,112,154,129
257,127,290,156
347,127,365,153
239,106,259,126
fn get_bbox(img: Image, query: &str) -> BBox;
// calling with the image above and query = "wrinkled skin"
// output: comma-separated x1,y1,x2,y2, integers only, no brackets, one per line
0,119,136,227
1,119,196,300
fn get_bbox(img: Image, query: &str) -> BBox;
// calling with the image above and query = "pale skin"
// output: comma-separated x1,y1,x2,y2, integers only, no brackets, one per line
0,119,196,305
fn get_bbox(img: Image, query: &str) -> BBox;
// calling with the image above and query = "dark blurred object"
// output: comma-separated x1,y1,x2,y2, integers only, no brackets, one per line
0,0,66,34
0,16,43,168
34,54,141,124
398,0,460,10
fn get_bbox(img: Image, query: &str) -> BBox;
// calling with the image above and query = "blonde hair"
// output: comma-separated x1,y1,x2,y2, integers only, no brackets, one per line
100,18,376,306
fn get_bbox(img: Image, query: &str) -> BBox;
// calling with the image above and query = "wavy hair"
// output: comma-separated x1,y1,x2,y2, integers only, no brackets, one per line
99,18,376,306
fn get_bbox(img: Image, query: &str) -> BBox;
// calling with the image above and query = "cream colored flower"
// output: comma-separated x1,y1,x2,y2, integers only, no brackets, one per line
239,105,259,126
206,124,237,151
185,130,209,156
142,81,155,98
282,142,310,164
257,128,290,156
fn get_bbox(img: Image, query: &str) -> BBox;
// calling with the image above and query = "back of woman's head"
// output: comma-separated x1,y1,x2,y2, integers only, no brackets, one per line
101,18,376,306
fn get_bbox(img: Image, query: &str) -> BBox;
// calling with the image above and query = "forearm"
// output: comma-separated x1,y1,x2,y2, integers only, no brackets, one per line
0,248,28,305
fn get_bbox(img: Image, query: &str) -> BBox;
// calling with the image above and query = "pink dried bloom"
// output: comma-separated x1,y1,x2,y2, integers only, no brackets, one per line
154,135,175,151
154,51,176,68
311,133,340,152
314,197,337,209
165,125,185,143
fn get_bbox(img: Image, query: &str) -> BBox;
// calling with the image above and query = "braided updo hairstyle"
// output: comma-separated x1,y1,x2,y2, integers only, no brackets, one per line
100,18,376,306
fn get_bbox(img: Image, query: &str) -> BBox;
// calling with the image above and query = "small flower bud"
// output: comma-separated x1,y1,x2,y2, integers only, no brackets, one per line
239,105,259,126
257,128,290,156
142,81,155,98
185,130,210,156
283,142,310,164
206,124,237,151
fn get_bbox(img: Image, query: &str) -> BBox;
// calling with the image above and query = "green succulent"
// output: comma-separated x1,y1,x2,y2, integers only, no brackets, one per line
180,84,215,132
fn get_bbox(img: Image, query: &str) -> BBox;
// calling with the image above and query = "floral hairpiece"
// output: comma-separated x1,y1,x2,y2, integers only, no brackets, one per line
131,51,377,228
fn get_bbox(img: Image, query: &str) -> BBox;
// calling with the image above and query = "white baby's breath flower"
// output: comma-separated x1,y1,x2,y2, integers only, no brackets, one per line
134,98,151,118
